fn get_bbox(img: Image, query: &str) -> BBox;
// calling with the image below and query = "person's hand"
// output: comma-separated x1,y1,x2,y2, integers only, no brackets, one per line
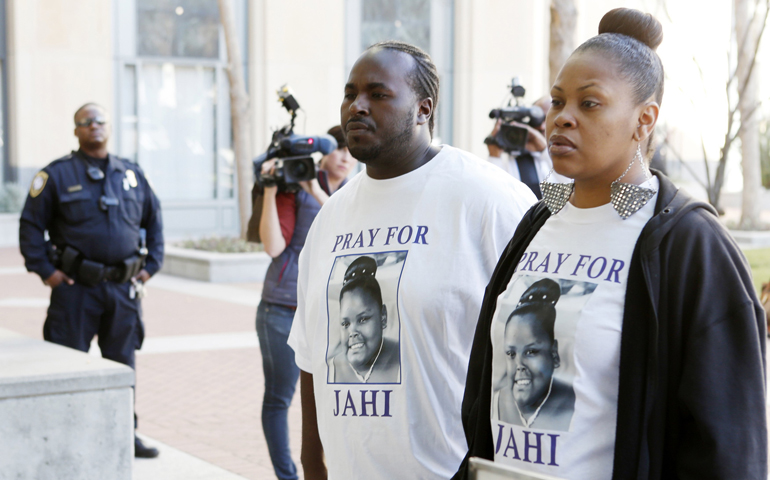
520,122,547,153
132,269,151,284
261,160,278,193
487,119,504,158
298,178,320,194
45,269,74,288
300,178,330,206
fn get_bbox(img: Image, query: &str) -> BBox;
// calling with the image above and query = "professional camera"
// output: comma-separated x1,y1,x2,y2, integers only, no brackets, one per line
254,85,338,193
485,77,545,155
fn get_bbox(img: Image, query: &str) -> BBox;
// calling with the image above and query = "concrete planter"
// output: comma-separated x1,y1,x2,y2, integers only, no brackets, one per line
730,229,770,249
162,245,272,283
0,213,19,247
0,329,134,480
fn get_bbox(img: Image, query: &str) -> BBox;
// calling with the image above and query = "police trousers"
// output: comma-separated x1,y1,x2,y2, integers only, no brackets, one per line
44,281,145,427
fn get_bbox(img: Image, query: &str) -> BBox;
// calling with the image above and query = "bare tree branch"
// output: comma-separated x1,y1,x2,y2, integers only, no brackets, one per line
662,137,709,190
218,0,253,238
691,56,710,97
655,0,674,22
673,0,768,210
735,0,769,100
732,100,765,140
701,135,713,193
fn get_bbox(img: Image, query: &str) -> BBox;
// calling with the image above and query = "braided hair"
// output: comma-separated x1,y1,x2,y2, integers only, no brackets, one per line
367,40,440,137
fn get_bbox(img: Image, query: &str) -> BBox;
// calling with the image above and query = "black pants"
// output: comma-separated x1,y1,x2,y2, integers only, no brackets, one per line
44,280,145,427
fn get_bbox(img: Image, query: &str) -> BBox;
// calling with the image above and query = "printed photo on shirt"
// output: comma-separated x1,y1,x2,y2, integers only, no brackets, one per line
326,251,406,384
491,275,596,432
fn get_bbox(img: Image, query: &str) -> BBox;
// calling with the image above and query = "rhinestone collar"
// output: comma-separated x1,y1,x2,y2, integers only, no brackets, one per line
539,145,657,220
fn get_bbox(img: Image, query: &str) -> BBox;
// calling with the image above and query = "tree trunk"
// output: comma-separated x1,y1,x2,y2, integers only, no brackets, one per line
549,0,577,87
218,0,253,239
735,0,763,230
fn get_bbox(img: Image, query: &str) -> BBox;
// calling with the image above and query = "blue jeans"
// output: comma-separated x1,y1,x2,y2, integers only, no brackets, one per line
256,301,300,480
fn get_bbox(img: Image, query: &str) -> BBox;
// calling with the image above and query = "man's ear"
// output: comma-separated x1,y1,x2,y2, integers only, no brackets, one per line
380,304,388,330
415,97,434,127
633,101,659,143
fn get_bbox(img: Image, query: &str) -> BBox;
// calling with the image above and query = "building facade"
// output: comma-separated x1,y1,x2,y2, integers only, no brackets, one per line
4,0,739,240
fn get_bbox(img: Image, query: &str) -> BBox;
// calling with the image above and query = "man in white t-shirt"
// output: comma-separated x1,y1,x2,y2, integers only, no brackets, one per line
288,40,537,480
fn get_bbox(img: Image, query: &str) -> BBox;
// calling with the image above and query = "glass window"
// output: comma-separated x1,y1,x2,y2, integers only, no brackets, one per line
137,0,220,58
360,0,431,52
116,0,241,203
120,65,137,164
115,0,244,236
138,64,217,200
349,0,453,145
0,0,10,190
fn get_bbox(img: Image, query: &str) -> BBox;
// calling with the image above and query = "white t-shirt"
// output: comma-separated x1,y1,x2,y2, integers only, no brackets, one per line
489,178,658,480
288,145,537,480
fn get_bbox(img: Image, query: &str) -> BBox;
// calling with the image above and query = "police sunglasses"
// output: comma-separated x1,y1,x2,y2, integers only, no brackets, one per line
75,117,107,128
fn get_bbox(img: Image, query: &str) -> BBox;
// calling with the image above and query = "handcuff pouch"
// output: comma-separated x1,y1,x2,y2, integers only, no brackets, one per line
78,259,104,287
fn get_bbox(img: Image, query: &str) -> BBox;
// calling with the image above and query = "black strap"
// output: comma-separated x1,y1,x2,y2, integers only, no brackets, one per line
515,152,542,199
316,170,333,196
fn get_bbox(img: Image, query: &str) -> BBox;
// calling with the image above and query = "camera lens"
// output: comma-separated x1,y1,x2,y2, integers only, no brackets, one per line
290,162,308,177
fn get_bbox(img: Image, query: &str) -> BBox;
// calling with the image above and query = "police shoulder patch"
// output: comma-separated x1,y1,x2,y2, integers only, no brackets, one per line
29,171,49,198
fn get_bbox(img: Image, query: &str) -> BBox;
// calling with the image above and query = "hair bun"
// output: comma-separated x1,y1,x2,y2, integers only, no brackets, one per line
343,256,377,286
516,279,561,308
598,8,663,51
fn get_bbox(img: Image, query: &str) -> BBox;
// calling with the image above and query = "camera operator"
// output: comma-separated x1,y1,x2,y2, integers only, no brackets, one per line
486,96,553,199
255,125,355,480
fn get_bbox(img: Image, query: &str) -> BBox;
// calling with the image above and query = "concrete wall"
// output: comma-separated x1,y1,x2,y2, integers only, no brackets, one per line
0,328,134,480
453,0,550,157
6,0,113,186
0,213,18,246
0,1,745,218
249,0,347,158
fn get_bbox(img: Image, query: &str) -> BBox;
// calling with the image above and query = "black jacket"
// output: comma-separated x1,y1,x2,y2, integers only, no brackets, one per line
19,151,163,280
454,172,767,479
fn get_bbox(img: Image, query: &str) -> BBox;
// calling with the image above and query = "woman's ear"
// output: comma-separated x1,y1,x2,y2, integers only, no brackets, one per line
634,101,659,142
380,304,388,330
551,339,561,369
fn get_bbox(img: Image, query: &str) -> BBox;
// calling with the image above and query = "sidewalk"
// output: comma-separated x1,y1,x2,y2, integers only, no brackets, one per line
0,247,302,480
4,243,770,478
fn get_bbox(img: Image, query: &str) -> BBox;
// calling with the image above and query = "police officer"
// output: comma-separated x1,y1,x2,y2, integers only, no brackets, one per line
19,103,163,458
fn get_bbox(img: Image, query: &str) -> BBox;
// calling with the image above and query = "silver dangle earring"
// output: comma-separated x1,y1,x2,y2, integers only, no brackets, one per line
540,169,574,215
609,144,657,219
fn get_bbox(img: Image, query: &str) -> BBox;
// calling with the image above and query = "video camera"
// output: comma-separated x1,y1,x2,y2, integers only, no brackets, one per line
485,77,545,155
254,85,338,193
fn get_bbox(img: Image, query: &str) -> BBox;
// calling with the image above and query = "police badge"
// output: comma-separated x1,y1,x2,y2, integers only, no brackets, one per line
125,169,138,188
29,171,49,198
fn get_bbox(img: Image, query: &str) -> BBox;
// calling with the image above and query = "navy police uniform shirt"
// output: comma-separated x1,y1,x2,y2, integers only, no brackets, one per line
19,151,164,281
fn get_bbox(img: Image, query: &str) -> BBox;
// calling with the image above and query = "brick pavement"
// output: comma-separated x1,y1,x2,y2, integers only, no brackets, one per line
0,247,303,480
136,349,302,479
6,243,770,479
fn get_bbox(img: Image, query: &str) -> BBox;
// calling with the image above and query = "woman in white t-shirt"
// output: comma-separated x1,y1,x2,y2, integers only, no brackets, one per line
454,7,767,480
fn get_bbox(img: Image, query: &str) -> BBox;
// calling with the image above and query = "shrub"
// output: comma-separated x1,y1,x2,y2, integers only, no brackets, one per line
0,183,26,213
177,236,264,253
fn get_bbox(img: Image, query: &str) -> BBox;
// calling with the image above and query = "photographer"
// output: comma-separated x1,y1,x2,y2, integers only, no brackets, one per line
255,125,355,480
486,96,554,199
